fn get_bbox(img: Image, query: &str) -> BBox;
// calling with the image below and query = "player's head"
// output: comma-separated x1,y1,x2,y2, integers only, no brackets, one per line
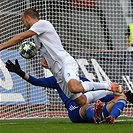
21,8,39,30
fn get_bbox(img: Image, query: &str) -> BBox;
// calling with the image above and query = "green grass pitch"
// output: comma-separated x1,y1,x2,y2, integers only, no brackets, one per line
0,117,133,133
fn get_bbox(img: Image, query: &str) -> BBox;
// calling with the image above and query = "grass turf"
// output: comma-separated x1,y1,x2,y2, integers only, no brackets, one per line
0,117,133,133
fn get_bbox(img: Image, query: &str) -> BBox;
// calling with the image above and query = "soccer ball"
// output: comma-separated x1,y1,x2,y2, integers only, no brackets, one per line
19,41,37,59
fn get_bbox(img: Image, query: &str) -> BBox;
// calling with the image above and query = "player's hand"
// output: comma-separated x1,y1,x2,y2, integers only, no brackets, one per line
5,59,25,78
6,59,21,73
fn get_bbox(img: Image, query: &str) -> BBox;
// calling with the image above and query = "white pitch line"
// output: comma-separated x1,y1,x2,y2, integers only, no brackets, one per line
116,119,133,122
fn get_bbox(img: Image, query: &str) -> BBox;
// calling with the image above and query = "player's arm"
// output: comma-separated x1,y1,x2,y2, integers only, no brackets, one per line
28,75,58,89
5,59,58,88
0,30,36,51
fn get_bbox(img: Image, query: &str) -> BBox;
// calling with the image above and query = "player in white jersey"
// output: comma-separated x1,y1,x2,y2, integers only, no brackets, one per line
0,8,122,106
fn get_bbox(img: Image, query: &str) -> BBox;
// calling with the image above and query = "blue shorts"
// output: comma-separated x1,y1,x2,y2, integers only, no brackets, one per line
65,99,87,123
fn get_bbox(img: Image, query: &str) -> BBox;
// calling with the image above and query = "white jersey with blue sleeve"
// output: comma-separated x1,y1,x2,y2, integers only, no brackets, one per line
29,20,71,64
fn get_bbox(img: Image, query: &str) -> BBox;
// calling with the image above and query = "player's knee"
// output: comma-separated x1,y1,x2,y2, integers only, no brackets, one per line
68,79,83,93
74,95,86,106
69,86,78,93
78,99,86,106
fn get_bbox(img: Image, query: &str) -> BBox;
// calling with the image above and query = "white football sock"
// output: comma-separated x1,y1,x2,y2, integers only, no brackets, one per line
84,90,112,103
81,81,111,92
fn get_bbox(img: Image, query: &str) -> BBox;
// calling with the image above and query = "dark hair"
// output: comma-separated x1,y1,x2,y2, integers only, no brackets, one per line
23,8,39,19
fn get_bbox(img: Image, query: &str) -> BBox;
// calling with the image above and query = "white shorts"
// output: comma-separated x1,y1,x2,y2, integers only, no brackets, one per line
54,57,81,99
62,57,80,83
57,74,82,100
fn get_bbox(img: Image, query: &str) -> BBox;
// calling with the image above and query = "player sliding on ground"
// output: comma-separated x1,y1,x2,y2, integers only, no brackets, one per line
5,59,131,124
0,8,123,105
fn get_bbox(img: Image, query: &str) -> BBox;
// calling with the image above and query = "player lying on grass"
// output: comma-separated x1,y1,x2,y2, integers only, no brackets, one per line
5,59,129,124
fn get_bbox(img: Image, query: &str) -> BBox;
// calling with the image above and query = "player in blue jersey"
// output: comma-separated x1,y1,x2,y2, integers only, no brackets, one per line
5,59,129,124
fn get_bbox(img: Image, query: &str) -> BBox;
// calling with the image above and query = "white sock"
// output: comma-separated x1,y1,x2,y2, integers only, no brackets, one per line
106,90,113,95
84,90,110,103
81,81,111,92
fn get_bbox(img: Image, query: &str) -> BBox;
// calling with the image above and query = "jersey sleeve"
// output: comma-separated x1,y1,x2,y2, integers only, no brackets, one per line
29,20,51,35
27,75,58,89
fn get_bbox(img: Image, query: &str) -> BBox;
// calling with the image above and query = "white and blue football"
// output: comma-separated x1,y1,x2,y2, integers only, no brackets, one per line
19,41,37,59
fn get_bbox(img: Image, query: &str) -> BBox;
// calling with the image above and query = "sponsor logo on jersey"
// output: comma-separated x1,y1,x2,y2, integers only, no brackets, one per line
69,105,79,111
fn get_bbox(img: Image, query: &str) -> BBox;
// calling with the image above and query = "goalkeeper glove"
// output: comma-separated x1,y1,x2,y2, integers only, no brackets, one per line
6,59,25,78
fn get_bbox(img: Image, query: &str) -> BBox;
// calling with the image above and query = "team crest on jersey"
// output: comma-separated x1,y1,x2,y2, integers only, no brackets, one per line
43,50,48,55
67,73,71,77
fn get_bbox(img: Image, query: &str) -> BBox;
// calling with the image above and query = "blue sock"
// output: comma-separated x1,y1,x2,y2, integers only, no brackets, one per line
100,95,114,102
86,106,95,123
110,99,127,119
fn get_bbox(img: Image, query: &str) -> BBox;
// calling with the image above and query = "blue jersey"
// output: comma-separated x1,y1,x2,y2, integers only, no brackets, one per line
27,75,113,123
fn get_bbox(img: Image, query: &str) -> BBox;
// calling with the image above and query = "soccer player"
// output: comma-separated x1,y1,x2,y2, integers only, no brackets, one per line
5,59,127,124
0,8,122,105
